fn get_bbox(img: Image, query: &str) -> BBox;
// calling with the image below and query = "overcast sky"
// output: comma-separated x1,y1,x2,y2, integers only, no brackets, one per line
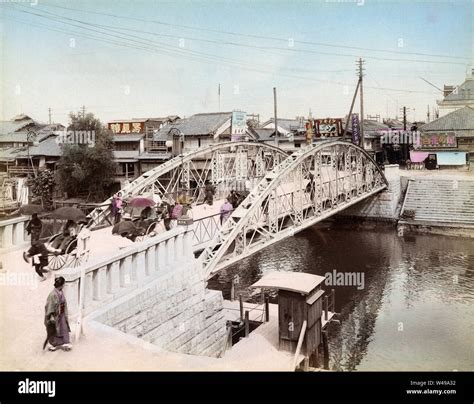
1,0,472,125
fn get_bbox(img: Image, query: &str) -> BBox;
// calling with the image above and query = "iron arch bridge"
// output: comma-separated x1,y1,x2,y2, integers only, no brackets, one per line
200,141,388,279
87,141,288,228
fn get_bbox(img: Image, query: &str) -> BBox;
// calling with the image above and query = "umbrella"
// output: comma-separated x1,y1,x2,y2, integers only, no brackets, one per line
19,204,44,215
112,221,137,235
50,207,86,222
127,197,156,208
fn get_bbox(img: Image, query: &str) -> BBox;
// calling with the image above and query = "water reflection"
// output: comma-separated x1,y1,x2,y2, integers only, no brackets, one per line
208,220,474,371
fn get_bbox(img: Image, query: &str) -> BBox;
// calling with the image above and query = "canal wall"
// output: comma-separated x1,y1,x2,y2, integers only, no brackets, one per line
58,226,227,358
91,261,227,358
337,164,401,222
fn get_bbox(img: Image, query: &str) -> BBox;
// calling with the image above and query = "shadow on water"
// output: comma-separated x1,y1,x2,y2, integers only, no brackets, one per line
208,220,474,371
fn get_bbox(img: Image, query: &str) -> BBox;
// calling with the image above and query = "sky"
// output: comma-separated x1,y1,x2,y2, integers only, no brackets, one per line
1,0,473,126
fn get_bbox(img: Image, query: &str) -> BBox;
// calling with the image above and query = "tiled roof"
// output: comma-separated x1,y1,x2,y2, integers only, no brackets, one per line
0,119,35,135
153,112,232,139
138,152,172,160
113,150,140,160
420,106,474,131
441,78,474,102
0,135,62,160
113,134,143,142
343,119,390,134
260,118,305,132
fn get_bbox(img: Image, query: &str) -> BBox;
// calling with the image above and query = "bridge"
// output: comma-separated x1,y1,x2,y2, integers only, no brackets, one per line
0,139,390,370
87,141,288,228
199,141,387,278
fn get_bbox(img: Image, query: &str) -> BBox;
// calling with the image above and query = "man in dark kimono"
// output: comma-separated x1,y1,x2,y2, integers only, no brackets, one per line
44,276,71,351
26,213,42,244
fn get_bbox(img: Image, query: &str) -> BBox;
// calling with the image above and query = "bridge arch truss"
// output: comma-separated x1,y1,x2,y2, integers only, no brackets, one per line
88,141,288,228
200,141,388,278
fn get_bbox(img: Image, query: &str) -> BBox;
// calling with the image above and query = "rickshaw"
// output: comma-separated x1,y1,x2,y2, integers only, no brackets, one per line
44,207,91,270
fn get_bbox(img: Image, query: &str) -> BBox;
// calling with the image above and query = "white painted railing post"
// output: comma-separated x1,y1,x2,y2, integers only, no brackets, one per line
167,237,175,268
2,224,13,248
176,233,184,264
108,261,121,296
135,251,146,286
93,266,108,302
158,242,166,272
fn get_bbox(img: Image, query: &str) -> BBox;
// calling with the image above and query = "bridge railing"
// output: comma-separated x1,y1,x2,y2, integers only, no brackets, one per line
0,216,30,249
56,226,196,323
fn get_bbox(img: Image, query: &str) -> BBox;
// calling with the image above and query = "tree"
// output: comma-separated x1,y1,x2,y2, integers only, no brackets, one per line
55,112,117,201
29,169,55,208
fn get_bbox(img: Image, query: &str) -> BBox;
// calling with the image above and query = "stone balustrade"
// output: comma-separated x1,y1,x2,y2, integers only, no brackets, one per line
0,216,30,249
57,225,195,322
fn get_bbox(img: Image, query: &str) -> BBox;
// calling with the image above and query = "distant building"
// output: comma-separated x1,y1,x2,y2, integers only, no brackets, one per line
258,117,307,151
153,112,257,156
437,70,474,117
107,116,179,185
0,115,65,176
415,106,474,167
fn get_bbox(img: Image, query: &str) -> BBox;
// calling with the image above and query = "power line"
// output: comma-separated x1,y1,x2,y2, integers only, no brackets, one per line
38,2,470,61
3,11,440,95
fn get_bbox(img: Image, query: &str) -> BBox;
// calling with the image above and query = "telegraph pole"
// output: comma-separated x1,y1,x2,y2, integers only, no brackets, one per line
48,107,52,124
357,58,365,149
273,87,278,147
81,105,86,118
218,84,221,112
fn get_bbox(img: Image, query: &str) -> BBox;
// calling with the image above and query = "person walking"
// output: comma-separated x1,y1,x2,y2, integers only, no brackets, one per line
44,276,72,351
203,181,215,206
111,192,123,224
23,240,59,281
26,213,43,244
220,198,233,225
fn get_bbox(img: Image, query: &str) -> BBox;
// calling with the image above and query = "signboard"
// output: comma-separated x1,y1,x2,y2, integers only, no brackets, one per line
108,121,145,134
420,132,457,149
231,111,247,141
315,118,343,138
351,114,360,145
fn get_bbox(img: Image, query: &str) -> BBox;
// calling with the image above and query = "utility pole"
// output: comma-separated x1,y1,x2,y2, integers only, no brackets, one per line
48,107,52,124
218,84,221,112
357,58,365,149
402,106,407,131
427,105,430,123
273,87,278,148
342,80,360,140
81,105,86,118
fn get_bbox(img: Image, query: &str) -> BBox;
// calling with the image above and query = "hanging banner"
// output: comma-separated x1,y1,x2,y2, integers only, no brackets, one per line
351,114,360,145
231,111,247,141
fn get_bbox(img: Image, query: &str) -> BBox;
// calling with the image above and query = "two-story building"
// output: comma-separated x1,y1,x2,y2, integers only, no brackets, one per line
414,106,474,167
107,116,179,185
437,70,474,117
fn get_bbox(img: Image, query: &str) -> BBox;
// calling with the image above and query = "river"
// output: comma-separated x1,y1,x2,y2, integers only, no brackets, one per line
208,220,474,371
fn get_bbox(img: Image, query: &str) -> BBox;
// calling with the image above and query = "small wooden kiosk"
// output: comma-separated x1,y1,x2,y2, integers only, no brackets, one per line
251,271,334,367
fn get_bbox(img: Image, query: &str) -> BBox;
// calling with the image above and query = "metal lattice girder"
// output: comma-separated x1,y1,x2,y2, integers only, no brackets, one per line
200,140,388,279
87,142,287,228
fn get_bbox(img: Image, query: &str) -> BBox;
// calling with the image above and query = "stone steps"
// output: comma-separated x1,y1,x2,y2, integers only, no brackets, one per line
401,179,474,225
